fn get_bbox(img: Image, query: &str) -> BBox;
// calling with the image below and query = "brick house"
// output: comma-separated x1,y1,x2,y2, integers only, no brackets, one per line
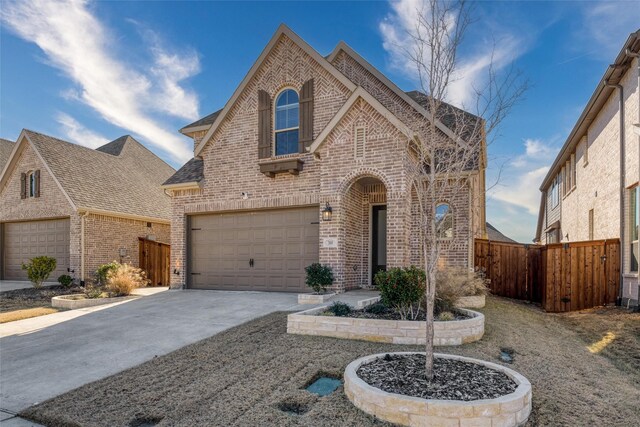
163,25,487,292
534,30,640,306
0,130,174,283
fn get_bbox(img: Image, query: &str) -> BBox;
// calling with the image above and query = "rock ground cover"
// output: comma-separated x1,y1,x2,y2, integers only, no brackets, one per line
0,285,82,313
20,297,640,427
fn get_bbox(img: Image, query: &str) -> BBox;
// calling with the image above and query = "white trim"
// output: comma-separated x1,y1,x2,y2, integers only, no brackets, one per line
327,41,469,148
193,24,357,157
77,207,170,225
309,87,415,153
180,124,211,135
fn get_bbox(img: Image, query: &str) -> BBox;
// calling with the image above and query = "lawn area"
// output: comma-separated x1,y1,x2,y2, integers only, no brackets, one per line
0,307,59,323
20,296,639,427
0,285,84,322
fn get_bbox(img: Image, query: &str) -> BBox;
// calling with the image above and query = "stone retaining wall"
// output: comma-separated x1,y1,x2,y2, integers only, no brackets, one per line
344,352,532,427
287,307,484,346
51,294,134,309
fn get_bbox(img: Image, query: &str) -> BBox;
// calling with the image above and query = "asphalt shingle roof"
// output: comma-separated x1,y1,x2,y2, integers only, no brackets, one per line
162,157,203,186
486,222,518,244
24,130,175,220
0,138,14,172
180,109,222,131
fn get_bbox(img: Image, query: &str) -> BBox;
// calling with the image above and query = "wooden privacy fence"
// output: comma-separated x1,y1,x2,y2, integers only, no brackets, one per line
139,238,171,287
474,238,620,312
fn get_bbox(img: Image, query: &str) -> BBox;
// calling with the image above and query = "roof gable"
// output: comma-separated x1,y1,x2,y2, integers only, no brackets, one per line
193,24,357,157
0,138,15,173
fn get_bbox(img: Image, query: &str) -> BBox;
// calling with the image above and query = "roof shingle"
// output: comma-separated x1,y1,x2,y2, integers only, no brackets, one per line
162,157,203,186
0,138,15,172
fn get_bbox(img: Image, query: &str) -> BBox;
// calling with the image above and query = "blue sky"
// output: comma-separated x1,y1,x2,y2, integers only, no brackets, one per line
1,0,639,242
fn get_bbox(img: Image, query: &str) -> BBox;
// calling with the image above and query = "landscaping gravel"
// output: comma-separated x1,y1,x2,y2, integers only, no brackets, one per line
324,305,470,321
0,285,83,313
357,353,516,400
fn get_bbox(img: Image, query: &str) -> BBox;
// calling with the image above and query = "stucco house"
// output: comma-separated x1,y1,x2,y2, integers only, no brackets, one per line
0,129,174,283
162,25,487,293
534,30,639,306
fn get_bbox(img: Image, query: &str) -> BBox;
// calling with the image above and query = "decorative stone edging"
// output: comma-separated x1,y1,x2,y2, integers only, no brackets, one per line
456,294,486,309
344,352,532,427
287,307,484,346
298,293,336,304
51,294,135,309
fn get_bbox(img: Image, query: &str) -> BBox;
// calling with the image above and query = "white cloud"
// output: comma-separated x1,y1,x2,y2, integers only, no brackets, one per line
379,0,526,107
56,113,109,148
1,0,199,163
581,2,640,59
490,166,549,215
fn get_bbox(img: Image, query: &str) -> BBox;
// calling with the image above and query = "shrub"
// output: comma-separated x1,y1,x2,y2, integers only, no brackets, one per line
374,266,425,320
57,274,73,288
84,283,104,299
437,311,455,321
364,302,389,315
327,301,352,317
435,267,489,314
95,261,119,286
21,256,57,288
304,263,334,294
106,263,148,296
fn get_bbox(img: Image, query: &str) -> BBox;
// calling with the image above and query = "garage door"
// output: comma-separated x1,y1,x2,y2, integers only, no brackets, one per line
2,219,70,281
188,207,319,292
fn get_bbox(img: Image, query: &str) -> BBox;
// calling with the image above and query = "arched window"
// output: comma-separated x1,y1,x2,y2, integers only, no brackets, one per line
435,203,453,239
28,171,36,198
274,89,299,155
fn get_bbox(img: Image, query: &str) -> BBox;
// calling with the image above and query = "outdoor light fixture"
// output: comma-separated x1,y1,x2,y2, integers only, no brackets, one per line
322,202,333,221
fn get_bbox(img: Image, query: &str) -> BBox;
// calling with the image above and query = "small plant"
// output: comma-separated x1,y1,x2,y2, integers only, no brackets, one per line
327,301,352,317
21,256,57,288
437,311,455,321
374,266,425,320
95,261,119,286
435,267,489,314
57,274,73,288
364,302,388,315
84,283,104,299
106,263,148,296
305,263,334,294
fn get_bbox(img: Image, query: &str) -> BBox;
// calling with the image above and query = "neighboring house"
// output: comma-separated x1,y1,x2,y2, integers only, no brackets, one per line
534,30,640,306
0,130,175,283
162,25,487,293
0,138,14,171
486,222,517,244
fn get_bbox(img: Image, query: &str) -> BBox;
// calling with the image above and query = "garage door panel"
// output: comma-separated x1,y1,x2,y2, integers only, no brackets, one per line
3,219,70,281
188,207,319,292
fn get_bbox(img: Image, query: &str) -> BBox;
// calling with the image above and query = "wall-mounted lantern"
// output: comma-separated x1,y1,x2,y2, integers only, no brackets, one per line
322,202,333,221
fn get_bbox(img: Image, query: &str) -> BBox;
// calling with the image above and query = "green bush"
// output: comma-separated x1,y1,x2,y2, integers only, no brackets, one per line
364,302,389,315
84,283,104,299
57,274,73,288
95,261,119,286
304,263,334,294
327,301,352,317
374,266,425,320
21,256,57,288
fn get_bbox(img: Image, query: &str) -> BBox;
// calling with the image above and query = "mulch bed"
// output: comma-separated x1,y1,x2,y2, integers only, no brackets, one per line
324,306,470,321
0,285,84,313
357,353,516,400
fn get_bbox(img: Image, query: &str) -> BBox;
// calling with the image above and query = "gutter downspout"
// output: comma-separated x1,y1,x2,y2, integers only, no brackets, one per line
80,211,90,285
605,79,625,305
626,48,640,305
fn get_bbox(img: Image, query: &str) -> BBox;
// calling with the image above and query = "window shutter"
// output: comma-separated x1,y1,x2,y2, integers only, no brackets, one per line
354,126,365,159
34,170,41,198
258,90,272,159
299,79,314,153
20,172,27,199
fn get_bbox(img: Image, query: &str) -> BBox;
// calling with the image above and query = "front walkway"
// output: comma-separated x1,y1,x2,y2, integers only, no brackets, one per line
0,289,377,416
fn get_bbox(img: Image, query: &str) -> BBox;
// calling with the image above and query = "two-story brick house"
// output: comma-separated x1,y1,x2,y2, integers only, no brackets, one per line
162,25,486,292
534,30,640,306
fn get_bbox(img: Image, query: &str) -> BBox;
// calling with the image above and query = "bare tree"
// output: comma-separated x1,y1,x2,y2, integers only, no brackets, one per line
400,0,527,379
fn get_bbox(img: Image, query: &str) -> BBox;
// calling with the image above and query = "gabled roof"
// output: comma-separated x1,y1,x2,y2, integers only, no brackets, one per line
486,222,518,244
0,138,14,173
309,87,415,153
0,130,175,221
192,24,357,157
162,157,204,188
180,109,222,135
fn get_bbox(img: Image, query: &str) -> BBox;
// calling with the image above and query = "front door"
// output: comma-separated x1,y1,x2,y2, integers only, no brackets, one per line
371,205,387,284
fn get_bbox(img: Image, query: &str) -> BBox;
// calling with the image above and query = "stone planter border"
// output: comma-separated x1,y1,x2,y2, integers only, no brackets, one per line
298,292,336,304
456,294,486,309
287,306,484,346
344,352,532,427
51,294,134,310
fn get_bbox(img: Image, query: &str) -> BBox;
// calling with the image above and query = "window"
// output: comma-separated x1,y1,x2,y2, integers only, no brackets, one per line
435,203,453,239
631,187,639,273
274,89,299,156
550,175,560,208
28,171,36,198
588,209,594,240
583,135,588,166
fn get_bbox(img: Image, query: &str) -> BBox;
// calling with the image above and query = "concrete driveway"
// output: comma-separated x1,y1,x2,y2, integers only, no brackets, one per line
0,290,305,415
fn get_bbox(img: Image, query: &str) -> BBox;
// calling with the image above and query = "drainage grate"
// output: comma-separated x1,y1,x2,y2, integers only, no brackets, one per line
306,377,342,396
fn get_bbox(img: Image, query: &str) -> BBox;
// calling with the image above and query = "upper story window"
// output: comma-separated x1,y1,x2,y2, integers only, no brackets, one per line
28,171,36,197
630,186,639,273
435,203,453,239
21,170,39,199
550,175,560,208
274,89,299,156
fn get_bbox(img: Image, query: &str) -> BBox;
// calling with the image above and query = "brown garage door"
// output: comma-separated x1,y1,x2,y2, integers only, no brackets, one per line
2,219,70,281
188,207,319,292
